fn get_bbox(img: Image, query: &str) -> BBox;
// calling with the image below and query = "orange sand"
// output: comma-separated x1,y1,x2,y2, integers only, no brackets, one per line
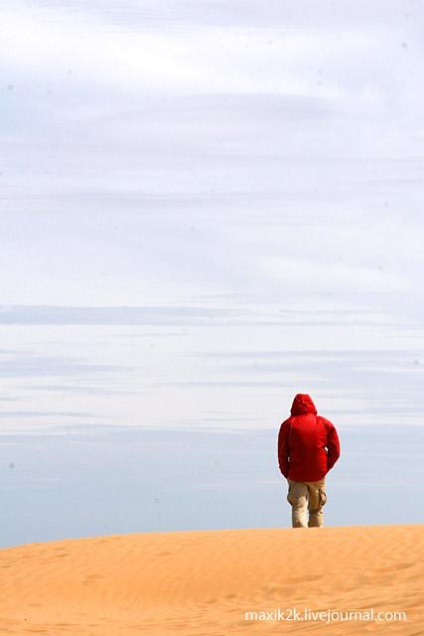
0,524,422,635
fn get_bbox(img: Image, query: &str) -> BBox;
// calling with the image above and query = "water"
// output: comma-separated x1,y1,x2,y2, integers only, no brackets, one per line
1,424,423,548
1,320,424,548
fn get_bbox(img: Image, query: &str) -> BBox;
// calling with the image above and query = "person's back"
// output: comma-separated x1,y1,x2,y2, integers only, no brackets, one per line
278,394,340,528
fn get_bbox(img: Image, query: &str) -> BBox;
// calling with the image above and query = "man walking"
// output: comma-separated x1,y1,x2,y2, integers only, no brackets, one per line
278,394,340,528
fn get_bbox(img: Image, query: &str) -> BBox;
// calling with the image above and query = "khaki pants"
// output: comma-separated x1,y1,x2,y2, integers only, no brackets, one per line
287,478,327,528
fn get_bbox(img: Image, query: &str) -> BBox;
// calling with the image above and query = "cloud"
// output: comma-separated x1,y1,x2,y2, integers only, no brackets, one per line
1,1,423,329
0,5,408,104
263,255,411,294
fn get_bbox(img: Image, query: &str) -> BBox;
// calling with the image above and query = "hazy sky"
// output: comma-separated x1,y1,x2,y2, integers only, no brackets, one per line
3,3,424,547
1,0,424,327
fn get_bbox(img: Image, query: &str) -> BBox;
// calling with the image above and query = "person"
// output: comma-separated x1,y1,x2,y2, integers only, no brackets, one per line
277,393,340,528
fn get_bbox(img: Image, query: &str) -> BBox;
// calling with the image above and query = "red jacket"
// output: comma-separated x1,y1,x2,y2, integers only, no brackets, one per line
278,394,340,482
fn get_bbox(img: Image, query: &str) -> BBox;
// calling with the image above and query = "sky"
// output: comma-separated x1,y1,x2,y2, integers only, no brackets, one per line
1,0,424,320
1,1,424,542
1,1,424,436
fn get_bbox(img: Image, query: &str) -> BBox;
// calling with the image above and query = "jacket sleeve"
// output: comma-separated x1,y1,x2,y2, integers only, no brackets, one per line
277,421,290,478
323,418,340,471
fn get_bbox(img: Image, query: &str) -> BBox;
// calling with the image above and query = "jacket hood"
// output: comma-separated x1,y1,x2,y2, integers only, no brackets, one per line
290,393,317,416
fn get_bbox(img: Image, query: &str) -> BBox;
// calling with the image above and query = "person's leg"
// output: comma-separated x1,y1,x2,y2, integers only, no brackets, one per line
287,480,309,528
307,479,327,528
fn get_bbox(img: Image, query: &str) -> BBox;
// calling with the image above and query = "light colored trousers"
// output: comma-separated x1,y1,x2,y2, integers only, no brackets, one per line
287,478,327,528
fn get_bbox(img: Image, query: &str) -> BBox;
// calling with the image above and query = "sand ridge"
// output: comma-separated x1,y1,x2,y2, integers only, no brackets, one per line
0,524,423,634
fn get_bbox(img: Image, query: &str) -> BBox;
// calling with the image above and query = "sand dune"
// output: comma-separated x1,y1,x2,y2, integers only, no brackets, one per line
1,524,422,635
